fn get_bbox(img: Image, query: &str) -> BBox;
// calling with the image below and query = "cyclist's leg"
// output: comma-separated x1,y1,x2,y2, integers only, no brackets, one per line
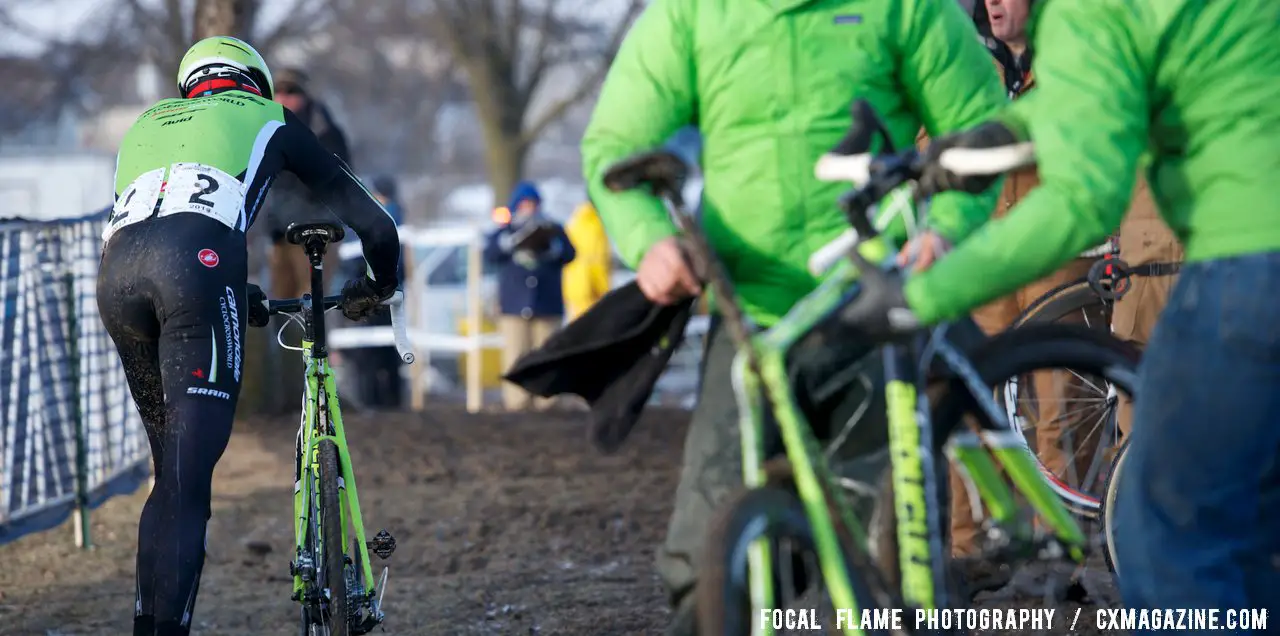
97,283,168,636
1113,253,1280,618
657,318,742,635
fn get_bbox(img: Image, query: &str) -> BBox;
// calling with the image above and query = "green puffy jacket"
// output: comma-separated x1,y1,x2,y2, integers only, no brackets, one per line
907,0,1280,323
582,0,1006,326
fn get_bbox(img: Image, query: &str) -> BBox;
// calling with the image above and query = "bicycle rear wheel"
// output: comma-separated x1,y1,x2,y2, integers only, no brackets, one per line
1006,282,1125,517
314,439,350,636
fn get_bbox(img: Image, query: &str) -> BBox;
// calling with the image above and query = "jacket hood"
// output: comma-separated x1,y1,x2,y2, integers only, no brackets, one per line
507,180,542,212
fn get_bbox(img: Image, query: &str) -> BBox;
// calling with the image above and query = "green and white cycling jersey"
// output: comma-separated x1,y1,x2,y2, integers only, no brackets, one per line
107,89,400,287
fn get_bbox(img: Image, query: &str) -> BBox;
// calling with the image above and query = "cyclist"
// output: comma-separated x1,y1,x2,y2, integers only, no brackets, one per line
841,0,1280,622
97,36,401,636
580,0,1007,631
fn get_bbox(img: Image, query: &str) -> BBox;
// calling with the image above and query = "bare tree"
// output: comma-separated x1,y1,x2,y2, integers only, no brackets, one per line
425,0,643,199
192,0,257,40
293,0,465,176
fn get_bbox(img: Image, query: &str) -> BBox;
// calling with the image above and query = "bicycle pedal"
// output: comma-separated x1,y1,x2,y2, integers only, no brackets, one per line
367,529,396,559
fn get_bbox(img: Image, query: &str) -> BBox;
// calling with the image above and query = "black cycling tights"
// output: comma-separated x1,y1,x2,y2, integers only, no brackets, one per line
98,216,247,636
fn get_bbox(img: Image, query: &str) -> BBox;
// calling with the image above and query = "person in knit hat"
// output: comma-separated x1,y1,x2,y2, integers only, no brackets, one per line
483,180,576,410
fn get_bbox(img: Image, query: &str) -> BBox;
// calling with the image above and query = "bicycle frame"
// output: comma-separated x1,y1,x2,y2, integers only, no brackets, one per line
288,260,385,625
732,233,1088,635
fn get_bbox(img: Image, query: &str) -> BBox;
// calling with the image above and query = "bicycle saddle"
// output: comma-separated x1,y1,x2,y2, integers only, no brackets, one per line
602,149,690,199
286,222,345,247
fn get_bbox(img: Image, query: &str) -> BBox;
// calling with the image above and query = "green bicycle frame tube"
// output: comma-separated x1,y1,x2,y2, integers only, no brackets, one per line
291,341,379,604
725,225,1090,633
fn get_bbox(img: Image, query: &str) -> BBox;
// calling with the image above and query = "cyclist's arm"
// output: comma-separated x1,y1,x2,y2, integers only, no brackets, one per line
896,0,1008,245
905,0,1148,324
580,0,695,269
276,109,401,291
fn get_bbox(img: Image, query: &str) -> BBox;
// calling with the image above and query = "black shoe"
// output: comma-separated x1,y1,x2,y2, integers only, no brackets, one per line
155,620,190,636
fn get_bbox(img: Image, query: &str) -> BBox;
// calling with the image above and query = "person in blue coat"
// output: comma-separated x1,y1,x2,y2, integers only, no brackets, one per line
484,180,575,410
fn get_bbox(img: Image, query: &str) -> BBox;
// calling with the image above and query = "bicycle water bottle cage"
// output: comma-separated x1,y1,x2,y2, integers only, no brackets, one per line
1087,255,1131,301
602,149,691,208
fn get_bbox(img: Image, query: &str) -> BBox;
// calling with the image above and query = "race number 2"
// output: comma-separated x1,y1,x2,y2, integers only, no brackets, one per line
157,163,246,231
103,167,166,243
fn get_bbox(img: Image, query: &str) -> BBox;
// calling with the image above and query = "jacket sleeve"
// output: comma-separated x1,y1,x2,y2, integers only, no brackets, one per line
580,0,694,269
896,0,1008,245
276,109,400,291
484,227,514,264
540,224,577,267
905,0,1148,324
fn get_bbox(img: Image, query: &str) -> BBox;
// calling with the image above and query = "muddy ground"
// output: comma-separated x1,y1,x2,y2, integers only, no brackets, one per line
0,407,1122,635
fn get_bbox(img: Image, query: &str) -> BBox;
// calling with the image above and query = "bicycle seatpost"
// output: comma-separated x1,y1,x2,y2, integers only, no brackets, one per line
304,237,330,357
660,188,765,385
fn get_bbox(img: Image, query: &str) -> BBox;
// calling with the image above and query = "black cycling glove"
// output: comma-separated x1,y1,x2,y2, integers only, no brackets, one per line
920,121,1021,196
340,276,395,321
246,283,270,328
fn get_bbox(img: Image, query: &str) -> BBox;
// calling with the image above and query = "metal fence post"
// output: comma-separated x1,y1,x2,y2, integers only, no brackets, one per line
65,271,92,550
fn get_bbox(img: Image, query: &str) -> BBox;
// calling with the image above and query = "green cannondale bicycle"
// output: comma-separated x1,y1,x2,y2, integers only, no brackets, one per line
252,222,415,636
602,100,1139,635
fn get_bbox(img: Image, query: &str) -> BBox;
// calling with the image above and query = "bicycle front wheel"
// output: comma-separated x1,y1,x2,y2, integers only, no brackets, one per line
933,324,1139,519
697,462,884,636
1005,284,1126,517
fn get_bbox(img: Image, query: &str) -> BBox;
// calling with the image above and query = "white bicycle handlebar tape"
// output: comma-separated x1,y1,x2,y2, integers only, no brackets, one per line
385,291,415,364
813,153,872,184
937,142,1036,176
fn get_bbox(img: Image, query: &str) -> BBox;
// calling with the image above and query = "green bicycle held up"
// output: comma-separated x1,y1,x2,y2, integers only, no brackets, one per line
253,221,415,636
602,100,1140,636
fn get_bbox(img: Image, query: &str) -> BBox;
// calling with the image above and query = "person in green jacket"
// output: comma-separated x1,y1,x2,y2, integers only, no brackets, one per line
844,0,1280,621
580,0,1005,631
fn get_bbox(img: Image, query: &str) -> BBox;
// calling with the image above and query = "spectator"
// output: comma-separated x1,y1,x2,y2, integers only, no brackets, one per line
372,175,405,226
485,181,576,411
562,200,614,321
1112,184,1183,438
263,67,352,296
338,176,405,411
943,0,1162,560
260,67,354,413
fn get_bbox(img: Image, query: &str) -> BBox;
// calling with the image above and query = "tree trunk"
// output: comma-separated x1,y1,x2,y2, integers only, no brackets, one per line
481,128,528,207
192,0,257,40
462,55,529,205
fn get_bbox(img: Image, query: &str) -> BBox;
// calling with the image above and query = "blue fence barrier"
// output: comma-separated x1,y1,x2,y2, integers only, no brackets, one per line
0,210,150,547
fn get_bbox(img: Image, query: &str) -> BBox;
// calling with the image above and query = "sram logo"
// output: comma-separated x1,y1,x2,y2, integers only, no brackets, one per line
187,386,231,400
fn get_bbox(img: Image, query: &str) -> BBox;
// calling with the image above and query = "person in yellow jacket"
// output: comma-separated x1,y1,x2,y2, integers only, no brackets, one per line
562,201,614,321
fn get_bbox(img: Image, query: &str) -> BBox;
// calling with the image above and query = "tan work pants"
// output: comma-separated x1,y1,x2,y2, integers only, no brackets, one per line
498,315,561,411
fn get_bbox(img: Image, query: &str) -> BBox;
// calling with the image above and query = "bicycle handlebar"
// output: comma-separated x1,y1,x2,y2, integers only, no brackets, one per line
264,291,415,364
812,142,1035,185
